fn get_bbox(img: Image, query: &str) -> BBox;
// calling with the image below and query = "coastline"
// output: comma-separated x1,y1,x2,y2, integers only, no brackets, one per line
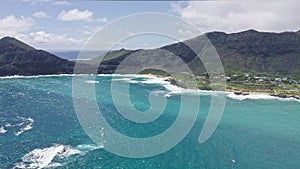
138,74,300,101
141,74,300,101
0,73,299,101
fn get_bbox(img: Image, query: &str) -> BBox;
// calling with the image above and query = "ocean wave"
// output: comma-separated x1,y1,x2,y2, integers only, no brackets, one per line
227,93,300,102
1,74,298,102
0,116,34,136
0,126,7,134
139,77,170,85
111,77,139,84
14,143,102,169
227,93,275,100
137,77,223,97
14,144,77,169
85,80,100,84
15,117,34,136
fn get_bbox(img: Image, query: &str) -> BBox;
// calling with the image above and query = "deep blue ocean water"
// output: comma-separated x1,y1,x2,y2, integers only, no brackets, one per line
0,75,300,169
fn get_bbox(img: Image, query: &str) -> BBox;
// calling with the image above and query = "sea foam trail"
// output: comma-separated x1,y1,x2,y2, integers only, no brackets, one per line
14,144,102,169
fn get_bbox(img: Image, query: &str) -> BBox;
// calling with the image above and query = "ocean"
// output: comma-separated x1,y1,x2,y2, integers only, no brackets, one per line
0,75,299,169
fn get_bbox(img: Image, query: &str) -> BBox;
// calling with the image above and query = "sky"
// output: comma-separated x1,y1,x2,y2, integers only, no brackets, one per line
0,0,299,50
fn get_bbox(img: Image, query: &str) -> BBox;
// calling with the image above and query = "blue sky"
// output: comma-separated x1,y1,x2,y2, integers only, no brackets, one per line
0,0,299,50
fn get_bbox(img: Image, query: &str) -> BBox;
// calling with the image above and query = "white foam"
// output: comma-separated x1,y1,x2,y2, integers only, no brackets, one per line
227,93,275,100
111,77,139,83
5,122,12,127
1,73,298,102
15,144,65,169
227,93,300,102
14,144,82,169
140,77,170,85
57,145,81,158
15,117,34,136
95,74,299,102
0,126,7,134
85,80,99,84
1,117,34,136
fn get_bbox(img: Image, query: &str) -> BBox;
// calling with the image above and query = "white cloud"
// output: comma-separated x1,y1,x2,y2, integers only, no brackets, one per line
57,9,107,22
29,31,79,44
172,0,300,33
0,15,34,39
29,30,86,50
32,11,50,18
52,1,71,6
58,9,93,21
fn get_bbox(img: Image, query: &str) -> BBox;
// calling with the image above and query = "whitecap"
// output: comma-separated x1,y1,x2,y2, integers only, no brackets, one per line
14,144,65,169
0,126,7,134
226,93,275,100
14,144,81,169
111,77,140,84
227,93,300,102
15,117,34,136
5,122,12,127
140,77,170,85
85,80,100,84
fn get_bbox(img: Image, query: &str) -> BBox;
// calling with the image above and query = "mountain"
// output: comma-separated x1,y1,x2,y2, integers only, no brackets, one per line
1,29,300,78
0,37,76,76
92,29,300,79
205,29,300,77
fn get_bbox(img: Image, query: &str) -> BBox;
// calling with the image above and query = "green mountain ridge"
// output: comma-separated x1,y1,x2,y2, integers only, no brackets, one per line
206,30,300,77
0,37,76,76
94,29,300,79
0,29,299,79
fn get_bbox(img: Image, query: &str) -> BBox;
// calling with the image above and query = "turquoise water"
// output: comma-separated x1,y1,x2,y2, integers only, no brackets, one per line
0,75,300,168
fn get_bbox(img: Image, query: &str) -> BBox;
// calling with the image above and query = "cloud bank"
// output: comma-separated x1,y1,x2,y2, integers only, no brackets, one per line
172,0,300,33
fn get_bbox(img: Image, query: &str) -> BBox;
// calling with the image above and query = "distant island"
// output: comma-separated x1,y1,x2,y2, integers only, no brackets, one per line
0,29,299,99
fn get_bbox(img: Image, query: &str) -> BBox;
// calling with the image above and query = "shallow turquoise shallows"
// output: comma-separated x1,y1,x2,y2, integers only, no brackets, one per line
0,75,300,169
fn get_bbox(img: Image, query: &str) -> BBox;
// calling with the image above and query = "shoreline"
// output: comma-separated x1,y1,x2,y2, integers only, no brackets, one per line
0,73,299,101
152,75,300,101
140,74,300,101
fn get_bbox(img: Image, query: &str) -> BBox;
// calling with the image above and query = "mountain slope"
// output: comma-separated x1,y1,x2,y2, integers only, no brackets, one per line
93,30,300,79
0,37,75,76
1,29,300,78
205,30,300,77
